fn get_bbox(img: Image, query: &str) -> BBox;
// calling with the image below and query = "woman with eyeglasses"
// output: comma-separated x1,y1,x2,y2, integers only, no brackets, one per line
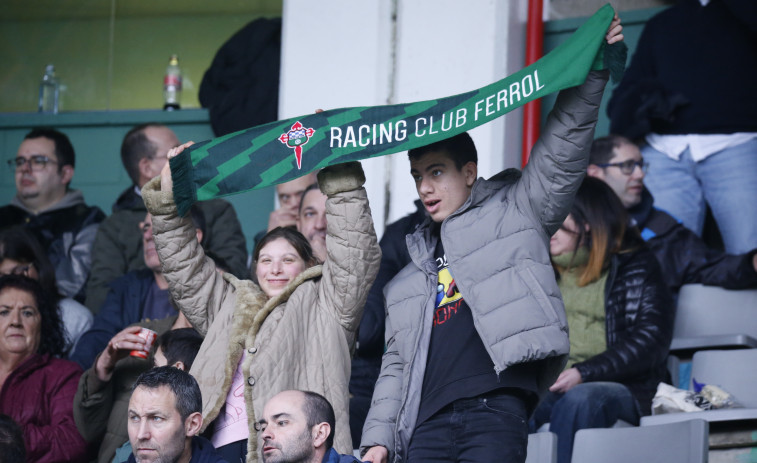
529,177,674,463
0,227,93,354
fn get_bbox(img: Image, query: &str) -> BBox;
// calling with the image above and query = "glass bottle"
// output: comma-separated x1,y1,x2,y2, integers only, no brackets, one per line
163,54,182,111
38,64,60,114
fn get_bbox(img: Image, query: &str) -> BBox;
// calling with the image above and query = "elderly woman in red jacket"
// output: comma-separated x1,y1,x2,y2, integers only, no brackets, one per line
0,275,88,462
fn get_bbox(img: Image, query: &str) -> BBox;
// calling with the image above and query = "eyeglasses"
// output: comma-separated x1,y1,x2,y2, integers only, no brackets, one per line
138,222,152,234
8,155,58,172
594,159,648,175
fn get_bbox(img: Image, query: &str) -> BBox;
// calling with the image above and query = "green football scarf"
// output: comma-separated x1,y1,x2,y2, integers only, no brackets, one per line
171,3,624,216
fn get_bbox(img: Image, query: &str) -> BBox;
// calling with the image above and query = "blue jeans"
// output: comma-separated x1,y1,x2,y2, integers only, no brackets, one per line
643,138,757,254
529,382,641,463
407,390,529,463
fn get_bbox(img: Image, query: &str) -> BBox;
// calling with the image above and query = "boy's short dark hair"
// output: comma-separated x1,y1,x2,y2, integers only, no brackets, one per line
155,328,203,371
589,134,633,165
407,132,478,170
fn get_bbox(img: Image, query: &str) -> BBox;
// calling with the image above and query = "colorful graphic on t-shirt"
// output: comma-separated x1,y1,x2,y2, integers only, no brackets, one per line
436,267,462,307
434,254,464,326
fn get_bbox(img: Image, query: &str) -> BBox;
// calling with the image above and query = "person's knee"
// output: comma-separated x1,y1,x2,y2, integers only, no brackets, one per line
553,383,630,416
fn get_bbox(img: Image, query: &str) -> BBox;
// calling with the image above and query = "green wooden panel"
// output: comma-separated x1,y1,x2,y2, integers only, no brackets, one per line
0,109,271,253
542,7,669,136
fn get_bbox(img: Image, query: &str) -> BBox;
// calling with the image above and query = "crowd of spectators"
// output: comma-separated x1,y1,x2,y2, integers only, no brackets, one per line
0,4,755,463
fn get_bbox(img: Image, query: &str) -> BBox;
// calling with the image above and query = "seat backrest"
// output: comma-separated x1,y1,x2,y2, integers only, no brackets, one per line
673,284,757,339
526,432,557,463
571,420,708,463
690,348,757,408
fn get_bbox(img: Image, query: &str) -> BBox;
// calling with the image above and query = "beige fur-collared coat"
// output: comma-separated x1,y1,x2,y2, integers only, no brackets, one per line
141,164,380,462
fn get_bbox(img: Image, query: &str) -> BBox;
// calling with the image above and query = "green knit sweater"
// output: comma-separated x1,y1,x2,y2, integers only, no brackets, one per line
553,249,608,366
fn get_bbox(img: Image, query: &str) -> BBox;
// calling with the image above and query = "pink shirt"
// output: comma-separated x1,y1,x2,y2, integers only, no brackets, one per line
211,352,250,448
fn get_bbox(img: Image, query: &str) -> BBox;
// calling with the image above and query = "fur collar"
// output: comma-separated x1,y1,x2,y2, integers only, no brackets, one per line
200,265,323,457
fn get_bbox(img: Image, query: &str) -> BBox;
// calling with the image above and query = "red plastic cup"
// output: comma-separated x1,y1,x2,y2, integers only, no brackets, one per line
130,328,158,359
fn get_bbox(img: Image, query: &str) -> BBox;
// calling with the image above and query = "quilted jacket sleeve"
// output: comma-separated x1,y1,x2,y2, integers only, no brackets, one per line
141,177,235,337
197,199,250,279
360,310,403,458
316,162,381,333
517,70,609,237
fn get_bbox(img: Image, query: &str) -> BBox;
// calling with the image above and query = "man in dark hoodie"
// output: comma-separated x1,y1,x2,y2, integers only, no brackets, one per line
85,123,249,313
0,127,105,302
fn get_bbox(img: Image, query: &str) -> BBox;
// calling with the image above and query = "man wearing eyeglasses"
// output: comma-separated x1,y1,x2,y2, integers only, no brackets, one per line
587,135,757,294
0,128,105,302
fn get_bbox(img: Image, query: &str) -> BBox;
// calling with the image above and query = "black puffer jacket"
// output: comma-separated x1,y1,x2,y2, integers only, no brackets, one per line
629,189,757,293
573,246,674,415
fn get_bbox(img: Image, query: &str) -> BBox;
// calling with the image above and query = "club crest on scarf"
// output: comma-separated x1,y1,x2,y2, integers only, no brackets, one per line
278,121,316,169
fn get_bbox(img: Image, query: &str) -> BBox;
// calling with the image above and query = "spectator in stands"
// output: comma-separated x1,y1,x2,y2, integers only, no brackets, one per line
257,390,361,463
70,211,204,370
252,173,317,243
86,123,248,312
361,20,622,457
587,135,757,294
530,177,674,463
127,366,227,463
0,414,25,463
0,275,88,462
0,227,93,353
348,200,426,446
607,0,757,254
76,326,201,463
143,146,379,462
0,128,105,302
296,183,328,262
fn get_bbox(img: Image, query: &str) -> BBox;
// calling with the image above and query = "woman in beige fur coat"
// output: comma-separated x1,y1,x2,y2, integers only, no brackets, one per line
141,142,380,463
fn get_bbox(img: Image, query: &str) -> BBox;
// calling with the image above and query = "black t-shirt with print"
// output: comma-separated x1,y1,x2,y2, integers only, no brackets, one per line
416,236,539,425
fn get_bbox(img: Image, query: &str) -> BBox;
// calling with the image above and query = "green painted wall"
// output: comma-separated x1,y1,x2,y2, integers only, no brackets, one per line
0,7,281,112
0,3,283,254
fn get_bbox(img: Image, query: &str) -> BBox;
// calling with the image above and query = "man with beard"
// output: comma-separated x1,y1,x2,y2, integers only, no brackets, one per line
257,390,360,463
127,366,226,463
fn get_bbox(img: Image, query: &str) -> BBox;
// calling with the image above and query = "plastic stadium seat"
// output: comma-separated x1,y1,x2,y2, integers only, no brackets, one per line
670,284,757,352
526,432,557,463
571,419,708,463
643,349,757,426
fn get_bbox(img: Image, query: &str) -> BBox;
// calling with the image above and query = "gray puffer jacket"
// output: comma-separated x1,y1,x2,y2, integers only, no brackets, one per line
361,70,609,462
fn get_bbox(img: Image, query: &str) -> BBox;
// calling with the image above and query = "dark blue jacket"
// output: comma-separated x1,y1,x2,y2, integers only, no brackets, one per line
322,447,362,463
629,189,757,294
70,269,157,370
126,436,228,463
